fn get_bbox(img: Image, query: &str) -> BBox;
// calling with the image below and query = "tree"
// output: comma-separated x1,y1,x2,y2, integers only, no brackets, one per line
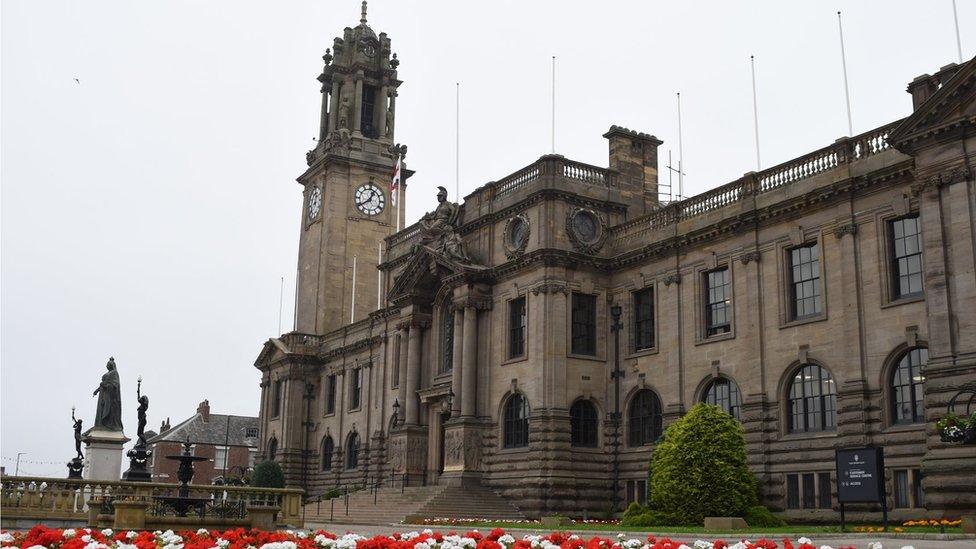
251,460,285,488
649,402,757,525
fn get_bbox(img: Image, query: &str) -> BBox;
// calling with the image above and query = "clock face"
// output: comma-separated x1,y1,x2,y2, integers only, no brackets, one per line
308,187,322,220
363,43,376,57
573,211,598,242
355,184,385,216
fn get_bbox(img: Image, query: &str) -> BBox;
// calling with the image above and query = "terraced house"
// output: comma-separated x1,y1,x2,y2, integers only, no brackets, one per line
254,4,976,521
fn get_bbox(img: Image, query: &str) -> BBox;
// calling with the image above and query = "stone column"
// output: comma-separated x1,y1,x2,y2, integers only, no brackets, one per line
405,322,422,425
450,306,464,416
377,85,389,140
387,91,397,139
328,80,341,133
353,73,364,134
461,304,478,417
319,83,330,141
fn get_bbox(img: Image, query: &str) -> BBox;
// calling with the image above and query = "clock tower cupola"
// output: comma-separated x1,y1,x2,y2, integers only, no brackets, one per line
294,1,409,335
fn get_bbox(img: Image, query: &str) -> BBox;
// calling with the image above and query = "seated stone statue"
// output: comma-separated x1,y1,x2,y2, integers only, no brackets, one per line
419,186,470,263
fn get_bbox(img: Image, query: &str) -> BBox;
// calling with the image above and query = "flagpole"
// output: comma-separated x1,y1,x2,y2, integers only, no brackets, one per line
677,92,684,200
456,82,460,199
350,256,357,324
952,0,963,63
551,56,556,153
837,11,854,136
751,55,761,170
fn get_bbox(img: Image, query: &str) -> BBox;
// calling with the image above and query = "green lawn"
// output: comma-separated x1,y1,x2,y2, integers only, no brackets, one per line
409,520,963,535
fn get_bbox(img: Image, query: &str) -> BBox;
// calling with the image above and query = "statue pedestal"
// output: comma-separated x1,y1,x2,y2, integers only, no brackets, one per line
439,418,484,487
122,444,153,482
82,428,130,481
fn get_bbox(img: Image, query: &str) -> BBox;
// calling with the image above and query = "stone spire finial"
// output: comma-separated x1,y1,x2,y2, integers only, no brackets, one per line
360,1,367,24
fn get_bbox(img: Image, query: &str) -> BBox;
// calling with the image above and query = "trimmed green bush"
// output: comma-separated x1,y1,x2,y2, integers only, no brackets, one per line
621,508,669,527
251,460,285,488
649,402,758,525
744,505,786,527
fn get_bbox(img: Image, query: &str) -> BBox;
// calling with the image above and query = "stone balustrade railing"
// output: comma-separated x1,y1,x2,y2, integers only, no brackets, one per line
0,476,304,528
611,119,904,248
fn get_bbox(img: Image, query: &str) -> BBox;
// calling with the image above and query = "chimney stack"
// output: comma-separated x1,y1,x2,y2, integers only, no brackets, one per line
197,400,211,422
907,63,960,110
603,126,663,214
159,417,171,433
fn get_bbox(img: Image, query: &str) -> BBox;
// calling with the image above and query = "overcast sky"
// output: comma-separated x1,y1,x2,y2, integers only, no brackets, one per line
1,0,970,476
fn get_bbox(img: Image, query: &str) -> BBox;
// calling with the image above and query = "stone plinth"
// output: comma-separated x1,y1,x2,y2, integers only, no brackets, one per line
82,428,130,481
388,425,428,476
439,419,484,486
113,499,150,530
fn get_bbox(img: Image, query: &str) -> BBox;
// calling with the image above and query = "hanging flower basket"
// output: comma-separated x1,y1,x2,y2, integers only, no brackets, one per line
938,383,976,444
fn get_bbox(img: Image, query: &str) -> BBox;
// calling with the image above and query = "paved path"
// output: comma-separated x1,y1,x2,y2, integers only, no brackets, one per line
306,522,976,549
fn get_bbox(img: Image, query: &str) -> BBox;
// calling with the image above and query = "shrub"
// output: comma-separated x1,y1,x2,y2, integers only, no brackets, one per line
649,402,758,525
621,509,670,527
744,505,786,527
251,460,285,488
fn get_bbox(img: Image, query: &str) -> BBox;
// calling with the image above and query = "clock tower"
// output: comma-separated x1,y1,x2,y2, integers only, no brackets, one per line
295,1,408,335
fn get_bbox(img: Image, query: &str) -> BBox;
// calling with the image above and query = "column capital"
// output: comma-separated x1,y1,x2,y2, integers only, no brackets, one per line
833,222,858,239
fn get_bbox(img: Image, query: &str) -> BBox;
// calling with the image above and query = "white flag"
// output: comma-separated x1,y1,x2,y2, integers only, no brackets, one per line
390,155,401,207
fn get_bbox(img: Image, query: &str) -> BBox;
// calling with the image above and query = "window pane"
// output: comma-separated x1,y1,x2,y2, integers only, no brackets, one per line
571,294,597,355
892,347,927,424
818,472,832,509
789,243,821,319
633,288,655,351
570,400,598,447
628,390,662,446
894,470,910,508
787,474,800,509
703,378,741,420
891,217,923,299
509,298,526,358
802,473,816,509
788,364,837,433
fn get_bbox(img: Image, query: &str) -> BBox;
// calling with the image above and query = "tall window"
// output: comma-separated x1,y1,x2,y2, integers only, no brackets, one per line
789,243,822,319
271,380,283,417
267,437,278,461
570,400,598,447
345,432,360,470
442,307,455,373
503,393,530,448
321,436,334,471
627,389,663,446
818,472,832,509
391,335,401,388
890,216,923,299
213,446,228,471
509,297,526,358
787,364,837,433
892,347,927,424
361,85,377,138
633,288,654,351
349,369,362,410
703,378,742,420
704,268,732,336
786,474,800,509
325,374,336,415
571,293,597,355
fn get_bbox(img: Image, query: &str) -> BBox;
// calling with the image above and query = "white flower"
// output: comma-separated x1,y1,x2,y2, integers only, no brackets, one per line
101,529,113,538
63,530,77,539
116,543,138,549
899,546,915,549
1,533,16,544
218,539,231,549
422,529,434,535
127,532,138,541
415,543,431,549
692,541,712,549
819,545,835,549
199,529,210,536
85,542,107,549
729,543,748,549
297,532,308,540
867,543,882,549
677,545,692,549
798,538,812,545
82,535,92,543
499,535,515,544
26,545,48,549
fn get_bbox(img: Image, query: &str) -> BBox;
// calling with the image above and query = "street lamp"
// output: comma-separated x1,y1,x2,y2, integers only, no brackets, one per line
609,304,624,515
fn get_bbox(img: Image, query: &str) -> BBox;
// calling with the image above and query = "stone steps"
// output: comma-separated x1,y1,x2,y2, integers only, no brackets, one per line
304,483,526,525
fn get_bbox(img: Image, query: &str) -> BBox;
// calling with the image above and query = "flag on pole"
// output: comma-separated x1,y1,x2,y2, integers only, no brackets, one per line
390,155,401,207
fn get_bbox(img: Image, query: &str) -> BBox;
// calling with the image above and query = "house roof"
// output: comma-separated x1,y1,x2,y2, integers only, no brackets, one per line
147,413,258,448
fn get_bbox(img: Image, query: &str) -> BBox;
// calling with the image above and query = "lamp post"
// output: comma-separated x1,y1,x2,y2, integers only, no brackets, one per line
609,304,624,515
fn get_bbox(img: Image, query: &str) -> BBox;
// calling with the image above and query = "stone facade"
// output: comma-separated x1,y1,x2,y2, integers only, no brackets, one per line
255,6,976,520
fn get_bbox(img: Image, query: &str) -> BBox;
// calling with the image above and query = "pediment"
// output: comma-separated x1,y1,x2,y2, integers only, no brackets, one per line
387,245,478,305
253,337,291,368
889,57,976,152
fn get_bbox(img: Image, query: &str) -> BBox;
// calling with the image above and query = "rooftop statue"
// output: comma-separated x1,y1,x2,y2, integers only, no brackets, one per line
419,186,471,263
91,357,123,432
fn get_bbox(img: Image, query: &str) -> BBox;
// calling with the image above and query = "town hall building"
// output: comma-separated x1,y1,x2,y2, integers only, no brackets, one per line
255,4,976,520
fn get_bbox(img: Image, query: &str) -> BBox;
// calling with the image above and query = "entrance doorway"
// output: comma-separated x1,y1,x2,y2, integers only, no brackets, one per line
438,411,451,474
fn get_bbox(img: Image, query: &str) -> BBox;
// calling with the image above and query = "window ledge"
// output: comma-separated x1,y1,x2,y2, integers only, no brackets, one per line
496,446,531,455
323,411,336,418
626,347,658,359
883,422,925,434
881,294,925,309
568,353,605,363
502,355,528,366
696,331,735,346
777,430,838,442
433,372,452,382
780,313,828,329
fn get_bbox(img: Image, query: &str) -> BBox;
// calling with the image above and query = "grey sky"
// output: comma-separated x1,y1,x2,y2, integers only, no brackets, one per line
1,0,969,476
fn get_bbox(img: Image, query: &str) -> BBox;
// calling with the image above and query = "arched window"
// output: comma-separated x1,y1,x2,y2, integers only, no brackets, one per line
345,432,360,470
267,437,278,461
570,400,599,447
787,364,837,433
892,347,927,425
703,378,742,420
321,436,334,471
503,393,530,448
628,389,663,446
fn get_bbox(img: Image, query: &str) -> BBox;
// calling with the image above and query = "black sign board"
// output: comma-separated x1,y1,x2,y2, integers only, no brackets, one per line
835,447,885,503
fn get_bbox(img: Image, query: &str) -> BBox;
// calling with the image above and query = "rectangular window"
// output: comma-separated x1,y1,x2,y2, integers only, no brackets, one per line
244,427,259,438
509,297,526,358
890,216,923,298
802,472,816,509
213,446,228,471
633,288,654,351
626,480,635,505
786,474,800,509
912,469,924,508
894,469,910,508
325,374,336,415
818,472,832,509
361,85,378,138
392,336,401,388
349,369,362,410
789,243,822,319
271,380,283,417
571,293,597,356
636,479,647,505
704,268,732,336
